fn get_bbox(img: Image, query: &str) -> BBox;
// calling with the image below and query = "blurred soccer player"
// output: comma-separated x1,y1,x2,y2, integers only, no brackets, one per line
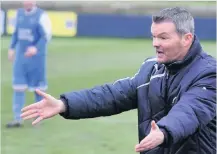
7,1,52,128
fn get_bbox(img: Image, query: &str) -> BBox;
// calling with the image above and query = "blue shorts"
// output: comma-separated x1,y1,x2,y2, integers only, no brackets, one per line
12,56,47,91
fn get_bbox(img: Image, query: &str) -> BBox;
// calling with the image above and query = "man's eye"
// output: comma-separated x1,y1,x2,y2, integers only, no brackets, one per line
161,37,167,40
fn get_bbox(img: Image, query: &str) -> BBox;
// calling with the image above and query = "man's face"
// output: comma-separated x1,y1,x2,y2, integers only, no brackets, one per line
151,21,186,64
23,1,35,11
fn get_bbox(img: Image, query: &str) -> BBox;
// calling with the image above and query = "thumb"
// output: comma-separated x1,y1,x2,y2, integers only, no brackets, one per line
151,120,159,131
35,89,50,99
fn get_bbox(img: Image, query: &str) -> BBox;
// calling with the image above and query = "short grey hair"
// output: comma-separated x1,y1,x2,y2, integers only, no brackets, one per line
152,7,195,36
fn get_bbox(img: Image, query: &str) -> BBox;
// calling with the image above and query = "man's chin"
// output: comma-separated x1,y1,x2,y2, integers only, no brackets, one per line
156,57,167,64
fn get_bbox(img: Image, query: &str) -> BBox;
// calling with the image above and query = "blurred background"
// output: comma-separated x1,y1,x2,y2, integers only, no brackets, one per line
1,1,216,154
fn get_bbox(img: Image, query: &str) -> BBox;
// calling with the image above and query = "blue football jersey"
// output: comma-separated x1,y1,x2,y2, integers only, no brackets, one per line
10,7,52,58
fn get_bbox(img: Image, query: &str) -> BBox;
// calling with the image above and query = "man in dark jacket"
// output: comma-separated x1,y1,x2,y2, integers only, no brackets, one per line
21,7,216,154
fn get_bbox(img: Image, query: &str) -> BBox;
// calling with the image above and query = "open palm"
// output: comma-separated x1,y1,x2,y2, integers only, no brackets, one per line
21,89,65,125
135,120,164,152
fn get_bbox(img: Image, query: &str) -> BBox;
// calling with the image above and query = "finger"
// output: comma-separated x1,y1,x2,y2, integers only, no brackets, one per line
136,141,153,152
135,148,144,152
21,103,39,112
22,112,39,120
135,144,144,152
138,142,152,151
136,147,150,152
135,144,141,152
135,146,149,152
21,109,37,118
26,53,32,57
32,116,43,125
25,50,33,56
151,120,159,130
135,144,140,149
139,135,152,145
35,89,50,99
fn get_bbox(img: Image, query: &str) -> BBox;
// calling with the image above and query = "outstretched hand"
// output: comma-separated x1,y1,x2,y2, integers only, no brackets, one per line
21,89,66,125
135,120,164,152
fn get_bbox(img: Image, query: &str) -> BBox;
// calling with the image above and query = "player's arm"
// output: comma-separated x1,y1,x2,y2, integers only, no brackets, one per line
35,12,52,51
9,11,19,50
10,29,18,51
59,79,137,119
8,10,20,61
59,59,156,120
157,67,216,146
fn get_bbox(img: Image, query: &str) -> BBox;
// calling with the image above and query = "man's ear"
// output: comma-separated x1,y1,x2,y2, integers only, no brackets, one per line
182,33,193,47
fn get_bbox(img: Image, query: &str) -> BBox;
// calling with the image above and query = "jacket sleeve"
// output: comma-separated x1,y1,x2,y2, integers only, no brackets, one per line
59,78,138,119
157,68,216,145
59,58,156,120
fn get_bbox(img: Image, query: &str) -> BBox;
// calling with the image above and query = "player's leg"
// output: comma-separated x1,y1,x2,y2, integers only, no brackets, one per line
34,71,47,102
6,62,27,128
35,90,43,102
28,57,47,102
11,87,26,126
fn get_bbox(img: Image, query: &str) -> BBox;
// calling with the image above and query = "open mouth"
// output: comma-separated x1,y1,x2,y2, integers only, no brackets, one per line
156,50,164,54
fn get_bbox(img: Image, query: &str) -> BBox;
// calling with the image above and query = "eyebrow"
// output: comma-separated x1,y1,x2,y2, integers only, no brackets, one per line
159,32,169,35
151,32,170,37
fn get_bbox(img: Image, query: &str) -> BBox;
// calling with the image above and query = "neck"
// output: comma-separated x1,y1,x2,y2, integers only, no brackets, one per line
25,6,37,14
26,8,33,12
178,48,189,61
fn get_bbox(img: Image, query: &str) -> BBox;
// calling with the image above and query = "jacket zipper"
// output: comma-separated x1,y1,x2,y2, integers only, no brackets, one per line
165,67,171,154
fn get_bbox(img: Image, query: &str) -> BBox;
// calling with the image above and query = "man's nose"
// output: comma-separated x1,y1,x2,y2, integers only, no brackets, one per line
152,38,160,47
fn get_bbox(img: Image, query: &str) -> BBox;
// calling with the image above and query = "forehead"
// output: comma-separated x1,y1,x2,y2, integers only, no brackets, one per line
151,21,176,35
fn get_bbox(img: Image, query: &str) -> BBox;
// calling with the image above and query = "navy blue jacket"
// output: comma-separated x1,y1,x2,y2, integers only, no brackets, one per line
60,36,216,154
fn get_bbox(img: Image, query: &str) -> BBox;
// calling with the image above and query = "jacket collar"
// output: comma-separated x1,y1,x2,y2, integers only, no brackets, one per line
163,35,202,73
